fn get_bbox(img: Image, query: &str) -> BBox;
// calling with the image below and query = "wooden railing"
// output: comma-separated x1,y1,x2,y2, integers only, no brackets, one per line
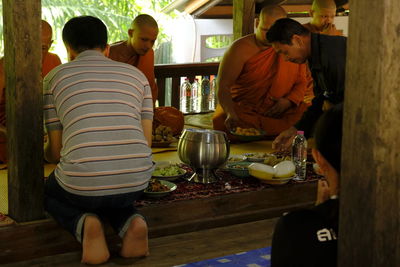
154,62,219,109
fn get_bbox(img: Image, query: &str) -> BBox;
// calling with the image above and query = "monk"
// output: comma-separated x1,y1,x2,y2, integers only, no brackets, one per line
0,20,62,163
108,14,159,103
212,5,313,140
303,0,342,35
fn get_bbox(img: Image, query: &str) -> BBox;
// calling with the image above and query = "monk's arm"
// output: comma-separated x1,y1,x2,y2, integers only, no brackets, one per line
217,43,248,119
285,64,310,105
0,59,5,107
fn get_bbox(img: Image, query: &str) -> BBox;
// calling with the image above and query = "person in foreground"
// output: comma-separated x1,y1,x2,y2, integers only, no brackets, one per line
267,18,346,150
0,20,62,163
212,5,312,140
303,0,342,36
271,103,343,267
43,16,154,264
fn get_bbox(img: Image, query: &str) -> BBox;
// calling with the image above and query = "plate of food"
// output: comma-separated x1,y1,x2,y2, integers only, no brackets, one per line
224,161,252,178
230,127,266,141
152,162,187,181
151,125,177,148
244,152,272,162
227,154,247,163
144,179,177,198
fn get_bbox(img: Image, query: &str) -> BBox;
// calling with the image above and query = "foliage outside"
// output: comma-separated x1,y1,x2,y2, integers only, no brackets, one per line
0,0,176,63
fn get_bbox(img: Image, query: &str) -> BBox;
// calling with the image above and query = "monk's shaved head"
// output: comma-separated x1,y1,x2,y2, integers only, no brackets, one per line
41,20,54,57
260,5,287,20
131,14,158,30
311,0,337,11
255,5,287,46
42,20,53,40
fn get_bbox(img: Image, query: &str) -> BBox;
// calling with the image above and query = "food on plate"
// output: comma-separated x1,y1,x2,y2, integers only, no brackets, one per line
273,160,296,178
229,164,248,169
153,106,184,135
264,154,291,166
248,163,276,180
152,125,175,142
146,179,170,192
245,152,270,161
152,164,185,177
228,154,246,162
233,127,262,136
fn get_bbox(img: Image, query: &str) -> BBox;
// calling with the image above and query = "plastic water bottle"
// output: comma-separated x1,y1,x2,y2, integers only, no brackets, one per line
210,77,217,110
191,78,200,112
291,130,307,181
200,76,211,112
180,78,192,113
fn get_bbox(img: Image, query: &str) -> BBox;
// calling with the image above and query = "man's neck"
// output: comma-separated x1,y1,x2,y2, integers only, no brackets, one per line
254,35,272,50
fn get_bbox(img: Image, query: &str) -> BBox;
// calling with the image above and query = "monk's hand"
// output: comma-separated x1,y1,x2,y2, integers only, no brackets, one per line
225,112,239,132
322,23,338,35
264,97,293,118
272,126,297,151
316,179,330,205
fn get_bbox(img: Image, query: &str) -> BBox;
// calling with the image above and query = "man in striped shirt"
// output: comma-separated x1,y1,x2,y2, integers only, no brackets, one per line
44,16,154,264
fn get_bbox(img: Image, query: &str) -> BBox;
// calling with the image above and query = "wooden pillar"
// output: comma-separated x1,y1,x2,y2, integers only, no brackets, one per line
3,0,44,222
340,0,400,265
233,0,255,40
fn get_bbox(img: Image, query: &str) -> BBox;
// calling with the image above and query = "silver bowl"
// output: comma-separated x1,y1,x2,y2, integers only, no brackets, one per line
178,129,230,183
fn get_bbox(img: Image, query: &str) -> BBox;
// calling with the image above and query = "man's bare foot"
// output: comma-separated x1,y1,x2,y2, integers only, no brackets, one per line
81,215,110,264
120,216,149,258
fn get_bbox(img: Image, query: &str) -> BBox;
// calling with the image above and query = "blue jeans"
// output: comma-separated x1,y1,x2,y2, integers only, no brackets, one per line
44,172,144,242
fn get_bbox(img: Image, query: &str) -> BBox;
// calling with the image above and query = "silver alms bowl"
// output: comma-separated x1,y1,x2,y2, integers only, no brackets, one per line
178,129,229,183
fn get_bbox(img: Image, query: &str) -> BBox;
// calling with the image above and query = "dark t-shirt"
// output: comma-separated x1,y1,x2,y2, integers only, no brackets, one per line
271,199,339,267
295,33,347,137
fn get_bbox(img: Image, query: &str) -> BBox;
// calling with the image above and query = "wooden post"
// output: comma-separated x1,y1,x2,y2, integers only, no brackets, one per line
233,0,255,40
340,0,400,265
3,0,44,222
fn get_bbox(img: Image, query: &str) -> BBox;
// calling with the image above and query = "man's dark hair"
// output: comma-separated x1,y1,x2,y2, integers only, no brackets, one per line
62,16,108,53
266,18,310,45
313,103,343,173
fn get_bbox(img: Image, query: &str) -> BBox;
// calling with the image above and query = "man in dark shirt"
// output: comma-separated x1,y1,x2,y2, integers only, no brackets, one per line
266,18,346,150
271,103,343,267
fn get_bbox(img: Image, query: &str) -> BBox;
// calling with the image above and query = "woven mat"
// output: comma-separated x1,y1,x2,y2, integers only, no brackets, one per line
136,161,320,207
175,246,271,267
0,212,14,227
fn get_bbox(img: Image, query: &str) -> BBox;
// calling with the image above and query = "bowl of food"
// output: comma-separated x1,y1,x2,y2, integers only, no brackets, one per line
245,152,271,162
230,127,266,141
144,179,177,198
152,162,187,181
151,125,177,148
225,161,252,178
227,154,247,163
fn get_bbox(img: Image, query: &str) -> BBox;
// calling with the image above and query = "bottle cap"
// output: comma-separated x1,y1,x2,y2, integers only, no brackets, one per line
297,130,304,135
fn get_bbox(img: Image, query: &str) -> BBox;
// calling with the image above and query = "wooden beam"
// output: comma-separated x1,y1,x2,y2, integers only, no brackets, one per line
340,0,400,265
233,0,255,40
3,0,44,222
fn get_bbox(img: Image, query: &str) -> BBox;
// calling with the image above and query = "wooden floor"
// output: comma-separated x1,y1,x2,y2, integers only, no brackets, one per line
3,217,278,267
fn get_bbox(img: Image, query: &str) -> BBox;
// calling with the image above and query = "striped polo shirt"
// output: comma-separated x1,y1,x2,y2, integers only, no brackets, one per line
44,50,154,196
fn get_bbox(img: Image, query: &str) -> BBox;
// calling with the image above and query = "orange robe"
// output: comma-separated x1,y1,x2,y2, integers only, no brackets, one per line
212,47,313,138
0,52,61,163
302,22,343,36
42,52,62,77
108,41,158,104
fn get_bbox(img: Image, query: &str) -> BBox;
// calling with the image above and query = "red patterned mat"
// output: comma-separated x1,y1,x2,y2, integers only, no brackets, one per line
136,159,321,207
0,212,14,227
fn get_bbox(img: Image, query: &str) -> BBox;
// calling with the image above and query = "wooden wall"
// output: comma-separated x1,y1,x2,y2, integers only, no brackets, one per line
340,0,400,265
